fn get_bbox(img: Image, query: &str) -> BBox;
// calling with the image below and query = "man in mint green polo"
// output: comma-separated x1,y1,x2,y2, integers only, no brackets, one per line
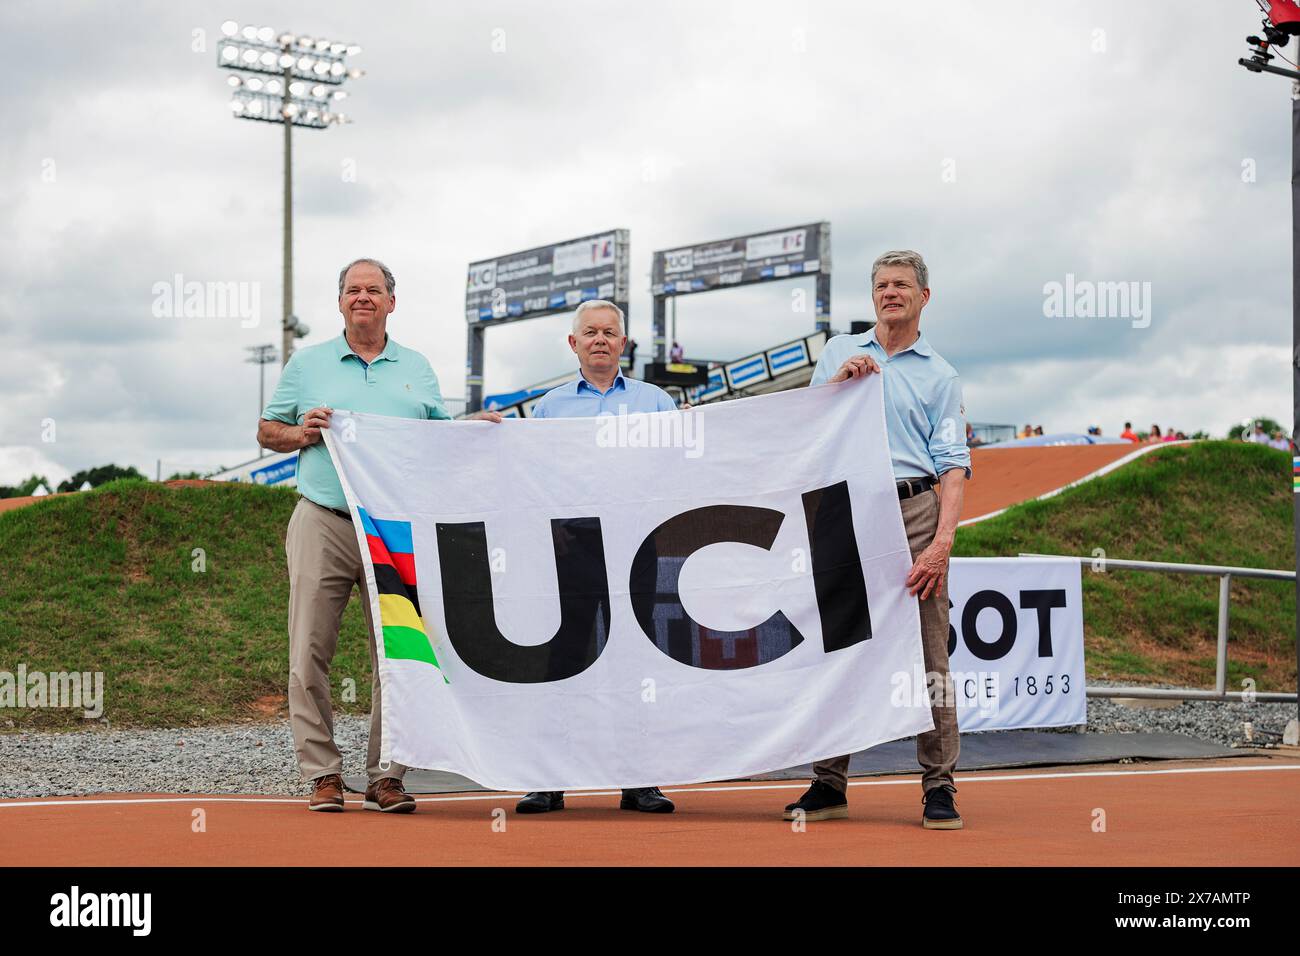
258,257,501,814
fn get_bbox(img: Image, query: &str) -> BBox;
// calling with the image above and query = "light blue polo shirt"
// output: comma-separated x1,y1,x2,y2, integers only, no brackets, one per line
261,333,450,510
810,328,971,481
530,371,677,418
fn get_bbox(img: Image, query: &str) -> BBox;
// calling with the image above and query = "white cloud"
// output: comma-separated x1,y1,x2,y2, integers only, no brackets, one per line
0,0,1292,485
0,446,70,489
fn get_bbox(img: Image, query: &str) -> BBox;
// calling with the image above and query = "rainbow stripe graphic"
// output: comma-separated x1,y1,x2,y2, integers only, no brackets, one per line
357,507,440,670
1294,457,1300,493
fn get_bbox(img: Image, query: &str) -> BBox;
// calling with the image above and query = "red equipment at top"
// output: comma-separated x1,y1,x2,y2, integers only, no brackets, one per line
1264,1,1300,34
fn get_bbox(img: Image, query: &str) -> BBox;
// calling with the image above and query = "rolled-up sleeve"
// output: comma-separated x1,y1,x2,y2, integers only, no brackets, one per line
261,354,301,423
929,374,972,479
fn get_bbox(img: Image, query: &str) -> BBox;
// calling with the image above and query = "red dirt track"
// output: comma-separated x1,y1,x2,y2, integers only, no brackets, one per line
0,448,1147,523
961,444,1146,522
3,758,1296,867
0,445,1143,526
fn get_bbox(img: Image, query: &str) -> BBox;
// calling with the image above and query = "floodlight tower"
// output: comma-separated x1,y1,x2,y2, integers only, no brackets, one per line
215,20,364,366
1238,0,1300,726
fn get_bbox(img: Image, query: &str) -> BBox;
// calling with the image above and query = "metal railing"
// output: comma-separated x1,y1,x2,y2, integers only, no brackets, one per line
1019,554,1297,703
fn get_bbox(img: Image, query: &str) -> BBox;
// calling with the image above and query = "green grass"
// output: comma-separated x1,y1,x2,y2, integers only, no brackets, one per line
953,441,1296,692
0,441,1293,731
0,479,374,730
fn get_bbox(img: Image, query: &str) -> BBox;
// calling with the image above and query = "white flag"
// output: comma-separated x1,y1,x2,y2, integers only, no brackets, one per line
326,376,933,791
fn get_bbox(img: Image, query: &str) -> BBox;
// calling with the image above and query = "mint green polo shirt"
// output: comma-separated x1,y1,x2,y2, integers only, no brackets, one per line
261,333,450,510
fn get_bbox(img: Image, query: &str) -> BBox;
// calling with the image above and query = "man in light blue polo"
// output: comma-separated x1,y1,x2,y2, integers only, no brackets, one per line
516,299,677,815
258,257,501,814
782,249,971,830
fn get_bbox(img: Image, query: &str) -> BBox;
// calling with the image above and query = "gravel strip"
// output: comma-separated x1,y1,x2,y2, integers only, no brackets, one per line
0,716,372,799
1,689,1294,798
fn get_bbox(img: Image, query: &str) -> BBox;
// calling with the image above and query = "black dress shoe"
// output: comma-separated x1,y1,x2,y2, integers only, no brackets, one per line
620,786,675,813
516,790,565,814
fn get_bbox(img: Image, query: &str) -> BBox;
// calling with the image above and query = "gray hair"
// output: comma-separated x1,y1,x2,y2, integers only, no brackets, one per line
571,299,625,335
870,250,929,291
338,258,396,296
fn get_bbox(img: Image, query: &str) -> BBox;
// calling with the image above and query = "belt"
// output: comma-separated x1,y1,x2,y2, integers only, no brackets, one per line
303,497,352,521
896,476,937,500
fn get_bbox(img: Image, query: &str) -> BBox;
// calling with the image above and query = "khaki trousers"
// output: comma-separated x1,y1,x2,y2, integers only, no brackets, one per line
286,498,406,784
812,488,960,795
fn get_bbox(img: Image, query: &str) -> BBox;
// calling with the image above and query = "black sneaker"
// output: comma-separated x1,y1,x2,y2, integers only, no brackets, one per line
783,780,848,821
922,787,962,829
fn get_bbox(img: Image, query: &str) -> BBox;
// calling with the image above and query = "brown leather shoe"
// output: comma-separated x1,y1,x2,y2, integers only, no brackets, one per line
309,774,345,812
363,777,416,813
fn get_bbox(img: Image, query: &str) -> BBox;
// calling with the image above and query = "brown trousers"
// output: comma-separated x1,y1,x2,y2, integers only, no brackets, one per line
812,487,960,795
285,498,405,784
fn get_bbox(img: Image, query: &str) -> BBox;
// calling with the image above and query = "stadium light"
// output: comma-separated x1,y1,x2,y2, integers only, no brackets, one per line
1236,0,1300,726
215,20,363,366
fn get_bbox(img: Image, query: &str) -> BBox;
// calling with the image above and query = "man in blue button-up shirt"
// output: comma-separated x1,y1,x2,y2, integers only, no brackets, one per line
783,250,970,830
529,305,677,420
516,299,678,816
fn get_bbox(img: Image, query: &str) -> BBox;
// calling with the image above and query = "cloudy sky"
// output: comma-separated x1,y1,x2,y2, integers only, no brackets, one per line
0,0,1293,485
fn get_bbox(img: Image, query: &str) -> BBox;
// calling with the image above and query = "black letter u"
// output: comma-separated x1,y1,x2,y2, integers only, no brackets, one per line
436,517,610,683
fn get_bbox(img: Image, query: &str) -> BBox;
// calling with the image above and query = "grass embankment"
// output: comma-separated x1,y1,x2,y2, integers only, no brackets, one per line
0,480,372,730
0,441,1293,730
953,441,1295,692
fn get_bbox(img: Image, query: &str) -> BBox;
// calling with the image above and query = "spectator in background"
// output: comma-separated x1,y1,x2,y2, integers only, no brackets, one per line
1033,425,1044,436
623,337,638,375
670,340,684,363
1163,426,1179,442
1270,430,1292,451
1147,424,1162,443
966,422,983,447
1249,422,1271,444
1120,422,1139,442
1018,423,1033,439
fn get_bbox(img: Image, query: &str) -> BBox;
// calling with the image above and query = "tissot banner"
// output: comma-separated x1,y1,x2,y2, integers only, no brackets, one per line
325,378,934,791
946,557,1087,732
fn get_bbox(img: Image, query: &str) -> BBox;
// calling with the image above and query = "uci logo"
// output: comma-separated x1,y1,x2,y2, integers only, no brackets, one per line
433,481,872,683
467,262,496,292
663,249,694,274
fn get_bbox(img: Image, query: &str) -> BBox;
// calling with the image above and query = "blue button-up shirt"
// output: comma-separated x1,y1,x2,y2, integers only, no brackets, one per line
530,371,677,418
810,328,971,480
262,333,451,509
